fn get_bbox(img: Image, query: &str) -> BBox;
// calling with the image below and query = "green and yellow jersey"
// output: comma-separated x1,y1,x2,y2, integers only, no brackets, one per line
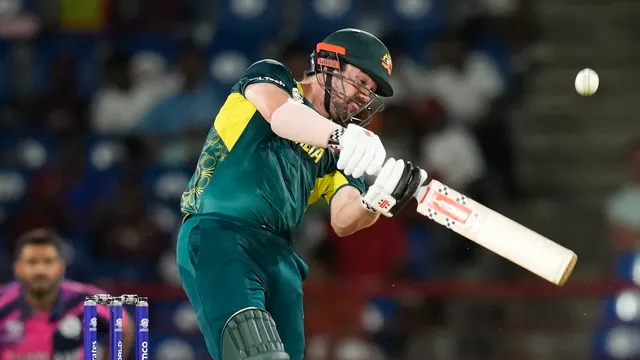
180,59,366,242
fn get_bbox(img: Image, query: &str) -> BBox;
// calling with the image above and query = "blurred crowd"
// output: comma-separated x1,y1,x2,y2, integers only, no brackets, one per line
2,0,609,359
0,0,542,280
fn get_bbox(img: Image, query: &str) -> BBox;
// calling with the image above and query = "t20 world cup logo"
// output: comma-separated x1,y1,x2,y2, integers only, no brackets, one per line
139,318,149,332
114,318,123,332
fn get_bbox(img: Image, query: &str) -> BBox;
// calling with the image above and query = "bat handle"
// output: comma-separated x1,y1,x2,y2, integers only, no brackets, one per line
414,185,429,201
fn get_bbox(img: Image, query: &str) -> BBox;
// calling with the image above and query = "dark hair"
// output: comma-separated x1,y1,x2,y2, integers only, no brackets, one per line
14,229,63,259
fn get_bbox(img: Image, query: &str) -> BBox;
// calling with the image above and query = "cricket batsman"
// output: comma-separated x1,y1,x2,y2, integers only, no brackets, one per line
176,28,428,360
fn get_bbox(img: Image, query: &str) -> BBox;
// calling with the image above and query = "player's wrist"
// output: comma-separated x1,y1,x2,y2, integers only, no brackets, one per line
360,196,379,213
328,127,345,148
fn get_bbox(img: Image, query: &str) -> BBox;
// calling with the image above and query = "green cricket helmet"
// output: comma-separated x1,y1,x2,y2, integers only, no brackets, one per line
307,28,394,127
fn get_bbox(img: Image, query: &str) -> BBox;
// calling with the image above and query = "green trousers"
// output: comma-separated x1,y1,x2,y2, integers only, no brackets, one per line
176,214,308,360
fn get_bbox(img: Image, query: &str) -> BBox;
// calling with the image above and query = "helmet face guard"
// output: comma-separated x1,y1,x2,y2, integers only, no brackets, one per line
307,42,384,128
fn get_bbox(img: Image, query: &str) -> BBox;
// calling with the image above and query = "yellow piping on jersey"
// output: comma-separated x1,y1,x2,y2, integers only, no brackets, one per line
214,93,257,150
296,82,304,96
308,171,349,205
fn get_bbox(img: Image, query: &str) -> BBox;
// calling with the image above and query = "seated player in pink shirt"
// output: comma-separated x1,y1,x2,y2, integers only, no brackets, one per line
0,229,134,360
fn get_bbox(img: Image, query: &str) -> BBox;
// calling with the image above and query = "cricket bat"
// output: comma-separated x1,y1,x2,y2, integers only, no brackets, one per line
414,180,577,286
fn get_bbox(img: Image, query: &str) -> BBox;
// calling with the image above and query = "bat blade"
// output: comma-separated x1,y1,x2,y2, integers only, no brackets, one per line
415,180,577,286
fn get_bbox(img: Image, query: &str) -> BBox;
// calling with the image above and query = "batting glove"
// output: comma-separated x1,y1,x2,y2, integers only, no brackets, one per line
329,124,386,178
362,158,428,217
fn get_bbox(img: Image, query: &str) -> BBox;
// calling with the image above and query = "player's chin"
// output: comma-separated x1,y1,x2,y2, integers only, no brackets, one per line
328,108,345,123
28,281,57,297
331,113,353,125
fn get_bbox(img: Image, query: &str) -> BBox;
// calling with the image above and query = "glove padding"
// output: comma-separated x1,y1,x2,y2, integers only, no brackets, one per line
331,124,386,178
362,158,428,217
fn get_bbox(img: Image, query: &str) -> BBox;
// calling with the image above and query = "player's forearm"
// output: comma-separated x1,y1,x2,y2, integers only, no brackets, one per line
271,99,342,148
331,194,380,237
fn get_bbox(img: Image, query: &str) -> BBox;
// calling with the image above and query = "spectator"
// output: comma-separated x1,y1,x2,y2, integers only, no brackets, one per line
91,53,136,134
380,35,417,107
417,98,487,197
462,2,541,105
25,55,88,133
379,104,420,162
91,52,175,135
0,0,40,39
3,134,87,243
409,28,505,126
402,299,453,360
503,0,542,102
138,40,223,164
420,27,518,201
323,216,407,284
129,51,179,115
107,0,188,34
415,98,491,274
119,135,152,174
89,175,170,262
606,137,640,253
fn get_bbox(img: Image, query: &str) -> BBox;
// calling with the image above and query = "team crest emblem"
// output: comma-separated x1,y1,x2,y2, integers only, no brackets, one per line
59,316,82,339
381,53,392,76
2,320,24,343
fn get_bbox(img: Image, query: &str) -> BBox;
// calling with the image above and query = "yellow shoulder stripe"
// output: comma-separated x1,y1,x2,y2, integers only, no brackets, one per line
214,93,257,150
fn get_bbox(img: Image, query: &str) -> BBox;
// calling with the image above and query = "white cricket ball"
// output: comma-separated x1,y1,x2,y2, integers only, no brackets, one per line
574,68,599,96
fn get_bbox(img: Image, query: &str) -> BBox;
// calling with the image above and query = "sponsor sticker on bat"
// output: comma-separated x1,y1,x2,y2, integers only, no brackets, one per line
427,192,473,224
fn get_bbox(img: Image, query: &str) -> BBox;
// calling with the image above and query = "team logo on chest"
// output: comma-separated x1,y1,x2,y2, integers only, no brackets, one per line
1,320,23,343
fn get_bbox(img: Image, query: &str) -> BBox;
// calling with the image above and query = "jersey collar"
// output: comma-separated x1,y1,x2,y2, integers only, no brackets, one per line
296,82,315,110
18,282,68,321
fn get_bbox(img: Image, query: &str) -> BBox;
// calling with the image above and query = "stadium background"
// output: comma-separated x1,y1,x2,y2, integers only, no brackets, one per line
1,0,639,359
